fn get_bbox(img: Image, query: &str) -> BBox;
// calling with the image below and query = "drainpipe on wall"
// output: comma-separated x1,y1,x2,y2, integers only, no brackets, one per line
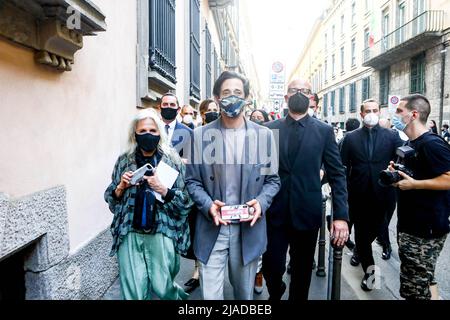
439,40,449,130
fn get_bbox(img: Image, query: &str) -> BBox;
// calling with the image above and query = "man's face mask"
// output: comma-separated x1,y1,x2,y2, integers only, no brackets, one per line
161,107,178,121
205,111,219,124
363,113,379,127
219,95,247,118
183,114,194,125
392,112,412,132
288,92,310,114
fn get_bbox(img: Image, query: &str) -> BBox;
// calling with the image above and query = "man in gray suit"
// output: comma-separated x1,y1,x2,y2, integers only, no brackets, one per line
186,71,281,300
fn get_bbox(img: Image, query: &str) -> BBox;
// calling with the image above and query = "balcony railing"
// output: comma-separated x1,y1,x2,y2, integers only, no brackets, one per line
149,0,176,84
190,0,201,100
205,25,213,98
363,10,444,68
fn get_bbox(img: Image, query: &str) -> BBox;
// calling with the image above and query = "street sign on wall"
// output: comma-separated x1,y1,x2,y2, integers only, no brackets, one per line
272,61,284,74
273,100,280,112
270,73,285,84
270,83,285,91
388,95,401,115
269,92,284,99
269,61,286,114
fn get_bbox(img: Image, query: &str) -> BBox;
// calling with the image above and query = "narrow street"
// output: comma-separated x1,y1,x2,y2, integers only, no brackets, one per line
1,0,450,302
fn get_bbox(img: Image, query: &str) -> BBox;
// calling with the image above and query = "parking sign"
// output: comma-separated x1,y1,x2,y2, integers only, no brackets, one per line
388,95,401,115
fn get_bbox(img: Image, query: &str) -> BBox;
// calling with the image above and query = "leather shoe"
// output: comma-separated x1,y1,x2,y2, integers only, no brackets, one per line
361,273,374,292
350,251,360,267
345,239,355,251
184,278,199,293
268,281,286,301
382,245,392,260
375,238,384,247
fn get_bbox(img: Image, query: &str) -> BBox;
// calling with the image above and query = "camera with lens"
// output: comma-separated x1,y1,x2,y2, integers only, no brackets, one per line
379,145,415,187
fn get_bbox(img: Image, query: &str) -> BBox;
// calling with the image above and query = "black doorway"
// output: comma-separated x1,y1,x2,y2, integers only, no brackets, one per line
0,249,26,300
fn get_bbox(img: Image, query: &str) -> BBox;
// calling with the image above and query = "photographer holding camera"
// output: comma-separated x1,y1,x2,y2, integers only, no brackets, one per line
389,94,450,300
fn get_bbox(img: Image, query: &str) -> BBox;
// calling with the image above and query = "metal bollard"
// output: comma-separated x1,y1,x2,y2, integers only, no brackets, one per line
331,245,343,300
316,194,327,277
326,192,343,300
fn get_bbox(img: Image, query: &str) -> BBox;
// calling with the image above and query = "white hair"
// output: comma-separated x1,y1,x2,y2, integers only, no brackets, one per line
126,108,179,163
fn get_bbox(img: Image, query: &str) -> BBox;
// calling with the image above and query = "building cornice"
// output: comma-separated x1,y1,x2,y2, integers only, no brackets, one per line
0,0,106,71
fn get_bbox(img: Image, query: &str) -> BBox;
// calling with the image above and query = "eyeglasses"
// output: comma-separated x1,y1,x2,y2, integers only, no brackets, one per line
287,88,312,95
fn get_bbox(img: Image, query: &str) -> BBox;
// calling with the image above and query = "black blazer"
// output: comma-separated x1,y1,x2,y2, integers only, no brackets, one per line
340,125,404,211
266,115,349,230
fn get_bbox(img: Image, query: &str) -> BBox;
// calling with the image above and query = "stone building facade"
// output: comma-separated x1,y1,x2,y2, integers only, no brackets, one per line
291,0,450,129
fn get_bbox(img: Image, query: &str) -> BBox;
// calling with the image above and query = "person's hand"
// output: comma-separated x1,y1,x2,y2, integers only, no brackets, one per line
118,171,134,190
330,220,349,248
320,169,324,181
393,171,417,190
145,173,168,197
209,200,228,226
388,161,396,172
389,161,418,190
115,171,134,198
240,199,262,227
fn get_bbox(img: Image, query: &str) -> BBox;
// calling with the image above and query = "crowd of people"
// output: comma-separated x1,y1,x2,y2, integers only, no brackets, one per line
104,70,450,301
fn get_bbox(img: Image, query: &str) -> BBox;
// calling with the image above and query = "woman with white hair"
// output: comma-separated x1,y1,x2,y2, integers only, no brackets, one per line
104,108,193,300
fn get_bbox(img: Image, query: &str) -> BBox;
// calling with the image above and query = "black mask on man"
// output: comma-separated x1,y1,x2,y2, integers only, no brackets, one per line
135,133,160,152
161,107,178,121
288,92,310,114
204,111,219,124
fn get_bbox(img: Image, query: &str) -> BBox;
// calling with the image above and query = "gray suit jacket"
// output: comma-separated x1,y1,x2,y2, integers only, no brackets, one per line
185,118,281,266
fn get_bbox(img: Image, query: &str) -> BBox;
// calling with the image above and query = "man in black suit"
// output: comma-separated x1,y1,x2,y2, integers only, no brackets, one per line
263,79,349,300
159,92,193,156
158,93,197,292
340,99,403,291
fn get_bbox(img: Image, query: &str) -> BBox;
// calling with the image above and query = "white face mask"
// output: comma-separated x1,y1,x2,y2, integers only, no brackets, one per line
183,115,193,124
307,108,315,117
363,113,379,127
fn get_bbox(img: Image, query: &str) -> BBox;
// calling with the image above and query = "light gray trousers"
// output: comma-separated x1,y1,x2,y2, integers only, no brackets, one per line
199,224,259,300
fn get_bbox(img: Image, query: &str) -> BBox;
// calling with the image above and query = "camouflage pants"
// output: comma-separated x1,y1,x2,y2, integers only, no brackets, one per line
398,232,447,300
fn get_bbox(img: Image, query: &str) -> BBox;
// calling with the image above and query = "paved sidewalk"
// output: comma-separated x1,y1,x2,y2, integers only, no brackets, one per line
102,210,450,300
102,246,359,300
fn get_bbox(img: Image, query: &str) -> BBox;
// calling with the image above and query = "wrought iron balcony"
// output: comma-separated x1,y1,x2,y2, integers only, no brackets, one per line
190,0,201,100
362,10,444,69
